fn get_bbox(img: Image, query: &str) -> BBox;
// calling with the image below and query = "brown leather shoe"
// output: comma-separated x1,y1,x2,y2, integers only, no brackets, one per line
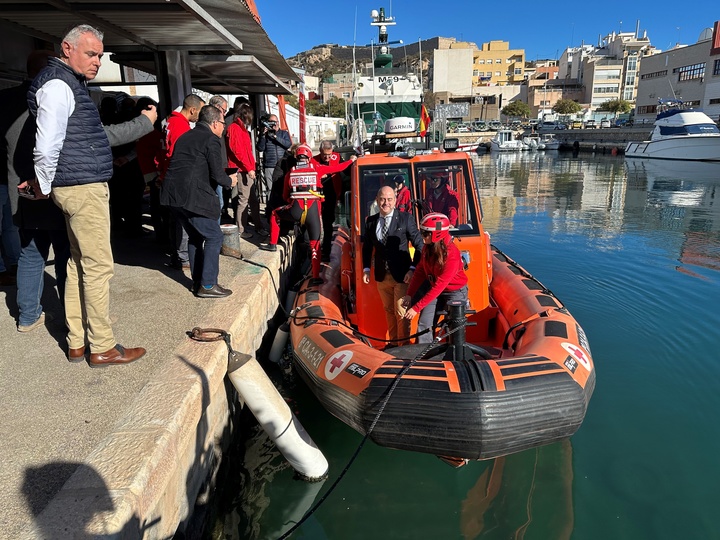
88,344,146,368
68,346,86,363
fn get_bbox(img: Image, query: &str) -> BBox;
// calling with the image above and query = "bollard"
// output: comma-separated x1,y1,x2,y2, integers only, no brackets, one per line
227,351,328,481
220,224,242,259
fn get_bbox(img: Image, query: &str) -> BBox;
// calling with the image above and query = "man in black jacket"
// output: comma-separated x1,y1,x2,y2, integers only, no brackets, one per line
161,105,237,298
362,185,423,345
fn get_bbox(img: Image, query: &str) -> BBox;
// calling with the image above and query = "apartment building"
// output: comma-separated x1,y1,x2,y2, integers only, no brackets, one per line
472,40,525,87
559,26,657,111
321,72,353,102
635,22,720,123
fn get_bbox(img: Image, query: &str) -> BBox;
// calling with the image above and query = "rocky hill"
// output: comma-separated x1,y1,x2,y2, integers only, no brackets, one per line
286,39,439,82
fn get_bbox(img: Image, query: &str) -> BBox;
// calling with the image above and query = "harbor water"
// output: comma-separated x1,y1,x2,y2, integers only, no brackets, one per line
211,151,720,540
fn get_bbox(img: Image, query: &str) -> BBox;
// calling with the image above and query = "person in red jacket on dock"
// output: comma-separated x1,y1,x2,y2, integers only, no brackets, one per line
402,212,468,343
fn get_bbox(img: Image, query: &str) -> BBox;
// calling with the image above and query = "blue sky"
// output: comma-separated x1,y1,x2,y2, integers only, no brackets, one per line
259,0,716,60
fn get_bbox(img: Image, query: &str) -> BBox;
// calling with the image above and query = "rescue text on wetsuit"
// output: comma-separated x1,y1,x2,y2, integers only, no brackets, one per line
288,166,322,200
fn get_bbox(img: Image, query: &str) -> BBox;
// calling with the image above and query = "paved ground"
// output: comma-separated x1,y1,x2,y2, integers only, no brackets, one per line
0,225,273,538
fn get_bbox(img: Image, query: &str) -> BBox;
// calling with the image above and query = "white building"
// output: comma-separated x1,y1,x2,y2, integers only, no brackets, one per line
558,24,658,112
635,23,720,123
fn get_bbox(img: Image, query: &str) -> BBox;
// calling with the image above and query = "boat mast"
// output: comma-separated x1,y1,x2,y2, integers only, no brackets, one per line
370,7,397,133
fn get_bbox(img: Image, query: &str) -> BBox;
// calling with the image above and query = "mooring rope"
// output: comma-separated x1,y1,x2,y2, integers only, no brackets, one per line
277,322,466,539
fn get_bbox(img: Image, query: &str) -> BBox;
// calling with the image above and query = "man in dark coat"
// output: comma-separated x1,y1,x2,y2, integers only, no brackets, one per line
161,105,237,298
362,185,423,345
256,113,291,203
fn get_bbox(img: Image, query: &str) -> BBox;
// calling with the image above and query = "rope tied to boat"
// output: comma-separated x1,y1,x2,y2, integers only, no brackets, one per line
277,321,466,539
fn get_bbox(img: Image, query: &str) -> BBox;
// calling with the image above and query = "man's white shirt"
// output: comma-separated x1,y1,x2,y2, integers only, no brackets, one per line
34,78,75,195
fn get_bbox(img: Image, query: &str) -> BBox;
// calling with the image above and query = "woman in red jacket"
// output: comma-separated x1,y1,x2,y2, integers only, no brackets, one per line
226,103,266,238
402,212,468,343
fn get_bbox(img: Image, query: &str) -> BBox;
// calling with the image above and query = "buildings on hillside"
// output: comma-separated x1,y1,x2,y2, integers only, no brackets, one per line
559,29,657,109
303,20,719,127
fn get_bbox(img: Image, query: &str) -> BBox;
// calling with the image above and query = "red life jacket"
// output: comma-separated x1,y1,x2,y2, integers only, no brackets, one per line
287,163,322,200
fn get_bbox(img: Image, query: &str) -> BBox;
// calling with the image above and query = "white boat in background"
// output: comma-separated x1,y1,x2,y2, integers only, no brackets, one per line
542,133,561,150
350,7,423,145
522,134,544,150
458,137,483,153
491,129,527,152
625,99,720,161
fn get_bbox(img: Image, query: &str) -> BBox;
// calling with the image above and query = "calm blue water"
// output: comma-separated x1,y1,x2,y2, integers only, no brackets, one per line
212,152,720,540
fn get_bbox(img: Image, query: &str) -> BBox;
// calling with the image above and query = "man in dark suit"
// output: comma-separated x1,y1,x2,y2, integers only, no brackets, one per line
362,185,423,345
161,105,237,298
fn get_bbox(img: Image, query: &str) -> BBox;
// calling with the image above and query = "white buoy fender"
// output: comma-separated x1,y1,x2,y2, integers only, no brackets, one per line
284,288,298,315
268,322,290,364
227,352,328,481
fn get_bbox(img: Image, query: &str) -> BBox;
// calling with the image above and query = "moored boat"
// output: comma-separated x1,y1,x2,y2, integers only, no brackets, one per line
350,8,423,145
491,129,527,152
286,140,595,462
541,133,561,150
625,99,720,161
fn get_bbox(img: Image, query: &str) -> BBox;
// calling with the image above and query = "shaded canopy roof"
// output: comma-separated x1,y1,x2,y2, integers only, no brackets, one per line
0,0,299,94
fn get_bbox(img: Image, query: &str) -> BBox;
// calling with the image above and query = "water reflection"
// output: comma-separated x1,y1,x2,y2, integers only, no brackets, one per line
460,441,573,540
474,153,720,276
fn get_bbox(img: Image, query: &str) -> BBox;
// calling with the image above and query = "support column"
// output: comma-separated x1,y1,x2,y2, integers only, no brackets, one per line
154,50,192,118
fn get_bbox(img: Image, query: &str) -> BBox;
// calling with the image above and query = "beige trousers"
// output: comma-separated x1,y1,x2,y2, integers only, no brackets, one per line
233,173,264,234
376,273,410,345
52,183,116,353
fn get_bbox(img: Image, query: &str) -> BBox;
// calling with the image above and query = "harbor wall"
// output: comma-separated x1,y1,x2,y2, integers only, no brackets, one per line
21,244,294,539
453,126,654,153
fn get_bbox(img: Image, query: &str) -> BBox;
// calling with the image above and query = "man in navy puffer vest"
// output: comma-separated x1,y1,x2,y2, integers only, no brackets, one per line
27,24,156,367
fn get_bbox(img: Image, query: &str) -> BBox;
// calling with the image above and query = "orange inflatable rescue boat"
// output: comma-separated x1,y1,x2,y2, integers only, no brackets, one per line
286,140,595,461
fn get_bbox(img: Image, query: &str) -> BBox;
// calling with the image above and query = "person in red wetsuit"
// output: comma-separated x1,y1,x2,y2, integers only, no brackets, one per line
261,144,355,282
313,140,354,258
402,212,468,343
423,171,459,226
393,174,412,213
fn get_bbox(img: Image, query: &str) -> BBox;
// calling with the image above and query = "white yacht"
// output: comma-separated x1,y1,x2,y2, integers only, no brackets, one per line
625,99,720,161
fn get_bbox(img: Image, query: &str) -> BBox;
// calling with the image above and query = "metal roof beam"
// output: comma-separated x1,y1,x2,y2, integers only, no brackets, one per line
108,44,232,53
174,0,243,51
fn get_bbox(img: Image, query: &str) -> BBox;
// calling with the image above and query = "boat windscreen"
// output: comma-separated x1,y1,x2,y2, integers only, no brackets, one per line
659,123,720,136
414,161,479,236
358,165,412,234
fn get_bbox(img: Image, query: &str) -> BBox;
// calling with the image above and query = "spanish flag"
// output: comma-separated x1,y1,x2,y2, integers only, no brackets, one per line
419,104,431,137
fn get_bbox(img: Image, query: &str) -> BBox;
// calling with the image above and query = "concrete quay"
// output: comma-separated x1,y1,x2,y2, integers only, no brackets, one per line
0,230,291,539
549,126,653,152
453,126,653,153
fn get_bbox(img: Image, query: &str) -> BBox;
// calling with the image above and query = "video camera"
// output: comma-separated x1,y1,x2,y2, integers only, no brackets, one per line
259,115,277,131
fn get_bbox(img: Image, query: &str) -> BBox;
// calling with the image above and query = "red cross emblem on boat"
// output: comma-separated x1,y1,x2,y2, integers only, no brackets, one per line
561,342,592,371
324,350,354,380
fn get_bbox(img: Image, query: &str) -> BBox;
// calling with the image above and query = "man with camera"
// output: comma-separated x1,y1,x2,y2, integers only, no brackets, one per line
256,114,291,203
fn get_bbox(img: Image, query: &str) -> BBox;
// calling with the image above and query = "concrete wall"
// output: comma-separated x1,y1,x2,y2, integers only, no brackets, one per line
22,248,292,539
432,48,473,95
